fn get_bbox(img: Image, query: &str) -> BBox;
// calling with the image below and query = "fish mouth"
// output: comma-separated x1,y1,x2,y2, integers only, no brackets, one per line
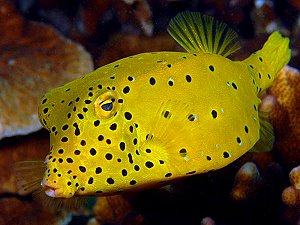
42,179,60,198
43,184,60,198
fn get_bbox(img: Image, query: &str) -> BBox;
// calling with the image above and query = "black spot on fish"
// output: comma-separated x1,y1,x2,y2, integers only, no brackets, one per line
61,137,68,142
94,120,100,127
145,161,154,168
133,138,137,145
244,126,249,133
98,135,104,141
128,153,133,164
120,142,125,151
128,76,134,81
95,167,102,174
110,123,117,131
124,112,132,120
223,152,230,158
58,149,64,154
123,86,130,94
105,153,113,160
149,77,156,85
66,158,73,163
186,75,192,82
206,156,211,161
165,173,172,177
129,126,134,133
88,177,94,184
77,114,84,119
107,178,114,184
43,108,48,114
85,100,92,104
186,171,196,175
73,123,80,136
79,166,86,173
209,65,215,72
130,180,137,185
179,148,187,156
74,150,81,155
42,98,47,104
80,140,86,146
232,82,238,90
211,110,217,118
62,124,68,130
188,114,196,121
134,165,140,171
90,148,97,156
122,169,127,176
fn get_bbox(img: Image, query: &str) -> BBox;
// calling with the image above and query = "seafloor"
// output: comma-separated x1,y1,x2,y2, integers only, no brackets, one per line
0,0,299,225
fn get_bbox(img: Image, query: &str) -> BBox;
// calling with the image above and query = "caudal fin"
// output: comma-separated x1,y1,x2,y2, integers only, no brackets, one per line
243,32,291,91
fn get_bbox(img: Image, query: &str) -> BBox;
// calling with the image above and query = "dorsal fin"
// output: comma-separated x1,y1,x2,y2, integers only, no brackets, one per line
167,11,241,57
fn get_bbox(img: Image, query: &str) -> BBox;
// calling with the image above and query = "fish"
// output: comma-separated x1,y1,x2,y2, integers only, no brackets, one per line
15,11,291,208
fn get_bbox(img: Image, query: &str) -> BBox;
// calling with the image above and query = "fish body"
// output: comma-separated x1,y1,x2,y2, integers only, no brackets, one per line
16,11,291,205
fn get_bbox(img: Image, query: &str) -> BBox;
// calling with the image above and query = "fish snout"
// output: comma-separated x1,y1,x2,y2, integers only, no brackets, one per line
42,178,73,198
41,178,61,198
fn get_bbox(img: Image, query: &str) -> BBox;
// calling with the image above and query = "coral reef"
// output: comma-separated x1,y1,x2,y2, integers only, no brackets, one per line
0,0,93,140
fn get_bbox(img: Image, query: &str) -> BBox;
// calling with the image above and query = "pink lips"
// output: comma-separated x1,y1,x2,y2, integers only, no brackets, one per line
42,179,59,197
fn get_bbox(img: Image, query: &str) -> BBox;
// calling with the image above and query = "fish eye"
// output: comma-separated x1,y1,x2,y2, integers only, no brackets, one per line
101,101,113,111
94,91,118,119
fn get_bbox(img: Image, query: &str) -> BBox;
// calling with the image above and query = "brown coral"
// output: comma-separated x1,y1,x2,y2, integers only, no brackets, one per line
266,66,300,168
282,165,300,208
231,162,261,201
93,195,144,225
0,0,93,140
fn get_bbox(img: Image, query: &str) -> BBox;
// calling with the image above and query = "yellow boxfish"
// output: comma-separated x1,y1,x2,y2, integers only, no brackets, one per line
15,11,291,208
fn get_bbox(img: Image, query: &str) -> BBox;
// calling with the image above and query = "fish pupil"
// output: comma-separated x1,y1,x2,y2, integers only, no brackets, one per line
101,102,113,111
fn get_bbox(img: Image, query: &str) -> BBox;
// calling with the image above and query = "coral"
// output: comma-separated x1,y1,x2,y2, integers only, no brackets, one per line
200,217,216,225
282,165,300,208
282,186,300,207
282,165,300,224
266,66,300,168
92,195,144,225
0,197,71,225
77,0,153,37
96,33,178,67
231,162,261,201
0,130,49,194
0,0,93,140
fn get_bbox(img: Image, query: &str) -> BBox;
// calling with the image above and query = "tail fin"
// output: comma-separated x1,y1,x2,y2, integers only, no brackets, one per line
243,32,291,91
